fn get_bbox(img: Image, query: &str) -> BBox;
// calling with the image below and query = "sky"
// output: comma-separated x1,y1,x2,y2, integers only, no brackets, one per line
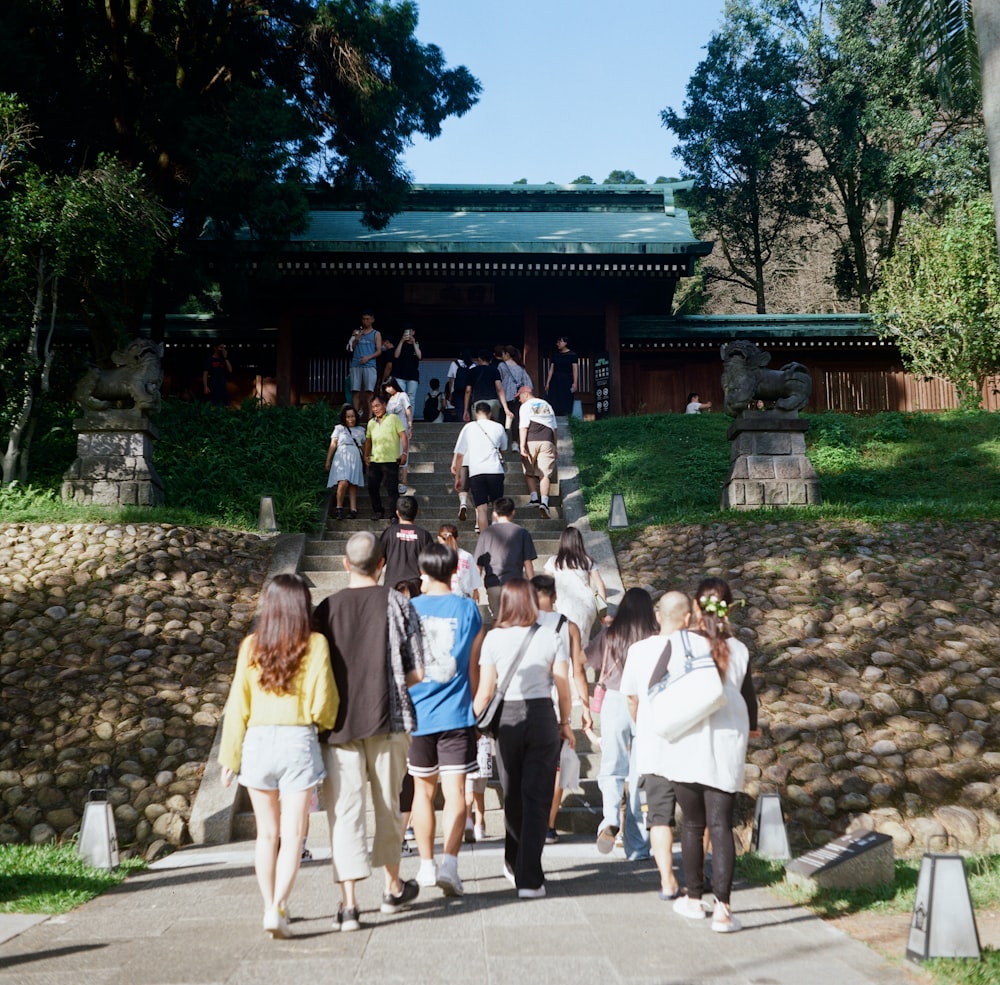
402,0,729,186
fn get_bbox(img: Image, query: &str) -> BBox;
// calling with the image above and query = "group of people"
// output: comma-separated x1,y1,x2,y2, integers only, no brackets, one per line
329,325,568,530
218,532,577,938
219,522,757,938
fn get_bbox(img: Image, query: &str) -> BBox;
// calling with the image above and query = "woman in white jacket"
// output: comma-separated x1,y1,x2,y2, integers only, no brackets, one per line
665,577,759,933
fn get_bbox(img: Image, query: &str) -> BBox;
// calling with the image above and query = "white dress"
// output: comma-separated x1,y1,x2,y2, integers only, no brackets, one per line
327,424,365,487
543,556,597,644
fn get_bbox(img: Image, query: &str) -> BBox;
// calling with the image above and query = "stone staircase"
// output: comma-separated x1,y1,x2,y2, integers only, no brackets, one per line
233,420,606,842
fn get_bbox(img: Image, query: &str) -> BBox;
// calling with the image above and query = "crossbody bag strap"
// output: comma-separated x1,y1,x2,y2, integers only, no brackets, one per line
494,623,540,701
647,637,675,693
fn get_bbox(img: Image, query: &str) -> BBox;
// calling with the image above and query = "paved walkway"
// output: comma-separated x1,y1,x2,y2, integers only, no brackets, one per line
0,834,923,985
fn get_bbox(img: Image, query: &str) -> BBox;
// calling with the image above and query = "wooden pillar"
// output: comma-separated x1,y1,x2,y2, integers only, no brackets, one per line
523,304,540,390
605,297,622,416
276,311,293,407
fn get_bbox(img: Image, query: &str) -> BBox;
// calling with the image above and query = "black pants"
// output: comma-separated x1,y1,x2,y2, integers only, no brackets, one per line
367,460,399,516
495,698,560,891
674,780,736,905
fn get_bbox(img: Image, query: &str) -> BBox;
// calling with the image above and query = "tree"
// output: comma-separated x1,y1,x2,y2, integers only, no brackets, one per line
0,102,168,483
0,1,480,337
871,196,1000,409
603,170,645,184
662,10,820,312
892,0,1000,261
571,175,596,184
793,0,946,308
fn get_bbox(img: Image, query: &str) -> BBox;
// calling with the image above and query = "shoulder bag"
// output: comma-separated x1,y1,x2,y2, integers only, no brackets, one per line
647,630,727,742
475,624,540,737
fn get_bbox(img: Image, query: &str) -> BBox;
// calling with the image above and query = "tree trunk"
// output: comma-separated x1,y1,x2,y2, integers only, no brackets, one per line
2,257,47,486
975,0,1000,257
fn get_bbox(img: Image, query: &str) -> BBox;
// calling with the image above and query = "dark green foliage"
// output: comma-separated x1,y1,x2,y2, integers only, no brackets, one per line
153,399,340,532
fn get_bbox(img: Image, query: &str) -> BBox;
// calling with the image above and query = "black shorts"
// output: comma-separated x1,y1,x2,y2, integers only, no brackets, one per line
469,472,504,508
639,774,676,828
407,727,478,778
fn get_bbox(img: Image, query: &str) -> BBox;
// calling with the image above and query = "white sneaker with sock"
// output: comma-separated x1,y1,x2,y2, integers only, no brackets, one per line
436,854,464,897
417,858,438,887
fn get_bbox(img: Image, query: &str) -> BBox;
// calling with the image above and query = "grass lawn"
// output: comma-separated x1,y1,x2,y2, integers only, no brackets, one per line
0,844,145,914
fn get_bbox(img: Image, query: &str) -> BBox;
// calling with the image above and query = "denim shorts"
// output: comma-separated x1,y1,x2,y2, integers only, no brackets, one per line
238,725,325,792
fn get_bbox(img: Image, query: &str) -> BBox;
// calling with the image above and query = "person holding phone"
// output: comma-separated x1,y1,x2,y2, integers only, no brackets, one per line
347,309,381,420
393,325,422,406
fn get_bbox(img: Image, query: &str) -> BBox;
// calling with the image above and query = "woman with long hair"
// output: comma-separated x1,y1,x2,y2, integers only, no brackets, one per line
667,577,758,933
473,579,574,898
219,574,339,939
325,405,366,520
544,525,608,645
383,377,414,493
589,587,658,859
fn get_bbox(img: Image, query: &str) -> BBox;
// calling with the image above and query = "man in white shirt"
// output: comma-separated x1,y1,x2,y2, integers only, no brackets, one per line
451,401,507,534
516,385,558,519
620,590,692,900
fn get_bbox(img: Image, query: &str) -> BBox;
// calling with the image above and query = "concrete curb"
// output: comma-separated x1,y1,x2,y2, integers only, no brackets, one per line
557,418,626,617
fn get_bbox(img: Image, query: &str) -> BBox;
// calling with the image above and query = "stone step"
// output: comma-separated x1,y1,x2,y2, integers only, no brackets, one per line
235,793,606,843
304,537,563,558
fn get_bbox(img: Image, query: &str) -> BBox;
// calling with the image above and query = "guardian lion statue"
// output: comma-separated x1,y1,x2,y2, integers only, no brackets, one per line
74,339,164,414
720,339,811,416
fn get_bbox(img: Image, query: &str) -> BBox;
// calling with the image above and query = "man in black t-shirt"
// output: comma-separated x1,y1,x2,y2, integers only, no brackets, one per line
313,531,425,931
463,348,511,424
380,495,434,586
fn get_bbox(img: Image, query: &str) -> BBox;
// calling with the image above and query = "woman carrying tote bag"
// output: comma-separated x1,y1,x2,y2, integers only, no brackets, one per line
472,579,574,898
664,577,759,934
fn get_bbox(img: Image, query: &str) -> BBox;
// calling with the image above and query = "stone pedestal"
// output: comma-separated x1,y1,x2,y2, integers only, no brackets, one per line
721,413,821,509
61,410,164,506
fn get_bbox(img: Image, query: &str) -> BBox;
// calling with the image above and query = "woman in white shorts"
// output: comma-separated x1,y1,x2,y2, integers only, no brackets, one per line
219,574,340,939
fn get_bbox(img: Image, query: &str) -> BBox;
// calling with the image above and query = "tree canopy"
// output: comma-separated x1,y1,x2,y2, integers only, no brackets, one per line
662,8,820,312
872,195,1000,409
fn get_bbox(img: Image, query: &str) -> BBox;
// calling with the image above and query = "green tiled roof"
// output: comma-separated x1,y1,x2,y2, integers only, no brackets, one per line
240,183,712,257
622,314,877,339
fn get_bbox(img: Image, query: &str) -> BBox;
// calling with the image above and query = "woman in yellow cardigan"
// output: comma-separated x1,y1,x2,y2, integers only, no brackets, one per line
219,573,339,939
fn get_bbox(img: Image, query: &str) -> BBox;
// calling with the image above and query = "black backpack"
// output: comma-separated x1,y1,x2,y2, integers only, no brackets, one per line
423,391,440,421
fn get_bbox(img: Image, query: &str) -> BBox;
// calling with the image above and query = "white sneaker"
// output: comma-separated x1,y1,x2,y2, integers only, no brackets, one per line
263,905,291,939
518,886,546,899
417,858,438,887
502,862,516,887
673,895,708,920
474,823,485,842
436,857,464,897
464,820,475,844
711,901,742,933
